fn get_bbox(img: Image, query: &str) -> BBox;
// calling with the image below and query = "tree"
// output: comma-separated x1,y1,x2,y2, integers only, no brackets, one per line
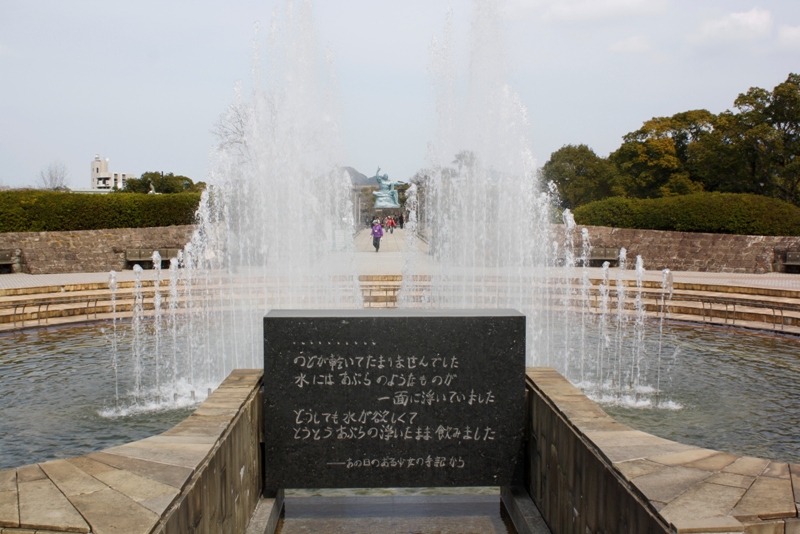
762,73,800,204
452,150,476,173
541,145,624,208
37,161,70,190
212,82,250,161
690,73,800,203
610,112,710,198
549,72,800,206
122,172,202,194
688,111,777,196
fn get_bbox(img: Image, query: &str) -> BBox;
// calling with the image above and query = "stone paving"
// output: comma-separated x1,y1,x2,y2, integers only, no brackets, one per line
271,493,516,534
528,368,800,534
0,370,263,534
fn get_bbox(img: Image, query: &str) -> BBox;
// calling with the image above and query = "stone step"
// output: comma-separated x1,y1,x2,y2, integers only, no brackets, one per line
3,275,800,333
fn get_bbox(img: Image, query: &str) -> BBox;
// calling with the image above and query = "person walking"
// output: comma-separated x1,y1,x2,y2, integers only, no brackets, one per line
387,216,396,234
371,219,384,252
399,214,404,229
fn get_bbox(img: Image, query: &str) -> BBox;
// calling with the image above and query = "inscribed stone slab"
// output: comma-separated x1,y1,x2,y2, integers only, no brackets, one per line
263,310,526,489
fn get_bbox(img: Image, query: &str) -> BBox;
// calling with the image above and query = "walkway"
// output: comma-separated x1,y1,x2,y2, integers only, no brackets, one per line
4,227,800,292
6,229,800,333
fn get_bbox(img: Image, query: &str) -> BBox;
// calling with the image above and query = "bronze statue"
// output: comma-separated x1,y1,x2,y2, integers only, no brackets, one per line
372,167,404,209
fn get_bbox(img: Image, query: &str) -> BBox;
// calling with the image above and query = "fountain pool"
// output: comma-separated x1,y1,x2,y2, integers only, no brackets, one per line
1,318,797,471
1,0,797,485
599,324,800,464
0,324,195,470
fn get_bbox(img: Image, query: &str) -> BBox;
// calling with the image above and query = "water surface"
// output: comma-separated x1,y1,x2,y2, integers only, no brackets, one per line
1,320,798,471
0,324,194,470
597,324,800,464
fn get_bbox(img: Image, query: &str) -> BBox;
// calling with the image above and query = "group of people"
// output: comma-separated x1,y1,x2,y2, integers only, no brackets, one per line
365,214,404,230
368,214,405,252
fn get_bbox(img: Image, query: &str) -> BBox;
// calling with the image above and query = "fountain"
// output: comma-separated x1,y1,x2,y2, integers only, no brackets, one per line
395,0,678,408
91,1,364,413
63,0,679,427
0,0,798,474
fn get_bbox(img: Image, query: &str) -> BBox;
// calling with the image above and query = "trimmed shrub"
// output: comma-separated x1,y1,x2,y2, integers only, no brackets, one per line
0,190,201,233
572,193,800,236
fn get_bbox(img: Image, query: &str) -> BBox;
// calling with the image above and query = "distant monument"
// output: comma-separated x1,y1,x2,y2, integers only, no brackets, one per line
372,167,404,209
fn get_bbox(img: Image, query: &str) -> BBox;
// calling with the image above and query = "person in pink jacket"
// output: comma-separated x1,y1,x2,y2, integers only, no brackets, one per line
371,219,384,252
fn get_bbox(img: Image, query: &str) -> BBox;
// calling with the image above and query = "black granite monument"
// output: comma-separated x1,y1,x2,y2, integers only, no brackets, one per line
263,309,526,493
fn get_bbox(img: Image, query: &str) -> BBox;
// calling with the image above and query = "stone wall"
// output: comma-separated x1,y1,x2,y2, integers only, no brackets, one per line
158,370,263,533
526,368,668,533
2,223,800,275
526,368,800,534
571,225,800,274
0,225,195,274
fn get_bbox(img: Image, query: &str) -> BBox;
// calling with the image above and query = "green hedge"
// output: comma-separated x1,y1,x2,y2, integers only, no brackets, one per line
572,193,800,236
0,190,201,233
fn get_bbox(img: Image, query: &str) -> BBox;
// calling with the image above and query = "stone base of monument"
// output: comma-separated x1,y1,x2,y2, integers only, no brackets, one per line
258,309,549,534
247,488,549,534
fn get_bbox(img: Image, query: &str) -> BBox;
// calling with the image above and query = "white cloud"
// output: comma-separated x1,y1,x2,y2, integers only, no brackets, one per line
689,8,773,44
504,0,668,22
778,25,800,49
609,35,652,53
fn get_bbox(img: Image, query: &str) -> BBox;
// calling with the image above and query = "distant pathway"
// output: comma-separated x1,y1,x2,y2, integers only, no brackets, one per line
2,227,800,292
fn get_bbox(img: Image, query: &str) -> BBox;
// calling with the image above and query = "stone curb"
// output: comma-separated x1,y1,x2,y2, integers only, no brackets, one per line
0,370,263,534
526,367,799,534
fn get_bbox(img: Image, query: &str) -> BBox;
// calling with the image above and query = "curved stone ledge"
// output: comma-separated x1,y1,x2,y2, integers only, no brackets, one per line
526,367,800,534
0,369,263,534
1,366,796,533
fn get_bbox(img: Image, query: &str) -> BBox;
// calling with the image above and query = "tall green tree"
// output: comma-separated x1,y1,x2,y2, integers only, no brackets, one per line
609,111,710,198
690,73,800,203
122,172,205,194
541,144,623,208
542,72,800,206
763,73,800,204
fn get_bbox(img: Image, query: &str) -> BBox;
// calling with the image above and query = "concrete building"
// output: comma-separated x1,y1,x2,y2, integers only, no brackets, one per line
90,154,135,191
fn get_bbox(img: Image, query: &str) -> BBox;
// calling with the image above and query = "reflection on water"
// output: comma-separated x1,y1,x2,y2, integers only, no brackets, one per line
598,324,800,464
0,320,798,470
0,324,194,470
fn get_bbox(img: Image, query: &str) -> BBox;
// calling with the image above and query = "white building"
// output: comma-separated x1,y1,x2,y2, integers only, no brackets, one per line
90,154,135,191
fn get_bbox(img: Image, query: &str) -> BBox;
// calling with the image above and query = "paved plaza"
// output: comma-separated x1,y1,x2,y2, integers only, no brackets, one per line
3,226,800,292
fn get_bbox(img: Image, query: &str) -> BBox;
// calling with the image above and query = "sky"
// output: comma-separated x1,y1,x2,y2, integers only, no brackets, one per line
1,0,799,189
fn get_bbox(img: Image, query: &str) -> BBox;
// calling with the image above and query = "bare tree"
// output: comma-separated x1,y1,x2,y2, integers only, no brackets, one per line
211,82,252,162
38,160,70,190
